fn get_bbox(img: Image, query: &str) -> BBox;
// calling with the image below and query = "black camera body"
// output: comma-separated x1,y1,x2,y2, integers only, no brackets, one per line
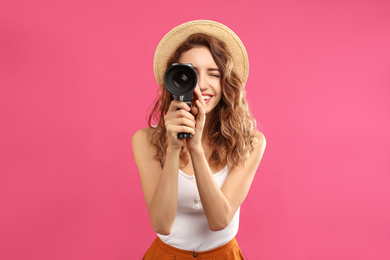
164,63,198,139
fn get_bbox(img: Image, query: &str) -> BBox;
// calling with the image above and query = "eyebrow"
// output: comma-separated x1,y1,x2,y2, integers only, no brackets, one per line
193,66,220,72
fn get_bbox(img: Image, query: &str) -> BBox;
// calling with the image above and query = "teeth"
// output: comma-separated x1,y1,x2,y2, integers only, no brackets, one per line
202,96,211,100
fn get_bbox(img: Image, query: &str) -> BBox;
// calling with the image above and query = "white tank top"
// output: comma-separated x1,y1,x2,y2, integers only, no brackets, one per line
157,165,240,252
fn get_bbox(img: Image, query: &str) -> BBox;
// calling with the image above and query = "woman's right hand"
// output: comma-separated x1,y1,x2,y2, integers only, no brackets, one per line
164,101,196,149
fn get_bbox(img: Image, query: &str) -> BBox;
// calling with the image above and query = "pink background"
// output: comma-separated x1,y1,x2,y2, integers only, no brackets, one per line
1,0,390,259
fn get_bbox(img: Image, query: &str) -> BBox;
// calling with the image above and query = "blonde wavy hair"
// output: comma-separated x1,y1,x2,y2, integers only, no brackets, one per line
148,33,256,168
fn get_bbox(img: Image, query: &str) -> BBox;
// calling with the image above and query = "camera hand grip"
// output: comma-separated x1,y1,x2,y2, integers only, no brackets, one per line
177,101,192,139
178,133,192,139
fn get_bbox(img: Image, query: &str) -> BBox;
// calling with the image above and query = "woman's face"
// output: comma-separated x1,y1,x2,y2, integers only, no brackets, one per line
179,46,222,114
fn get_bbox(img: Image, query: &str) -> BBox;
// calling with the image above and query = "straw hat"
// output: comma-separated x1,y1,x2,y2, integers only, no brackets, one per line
153,20,249,88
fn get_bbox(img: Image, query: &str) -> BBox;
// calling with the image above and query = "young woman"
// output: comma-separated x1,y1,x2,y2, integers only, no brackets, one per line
132,20,266,259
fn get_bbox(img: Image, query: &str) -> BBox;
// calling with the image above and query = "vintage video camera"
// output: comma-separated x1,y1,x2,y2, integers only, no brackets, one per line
164,63,198,139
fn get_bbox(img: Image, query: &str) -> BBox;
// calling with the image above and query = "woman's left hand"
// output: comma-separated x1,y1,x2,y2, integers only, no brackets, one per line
186,85,206,151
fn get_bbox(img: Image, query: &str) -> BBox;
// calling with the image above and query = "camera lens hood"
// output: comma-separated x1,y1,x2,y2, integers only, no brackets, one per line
164,63,197,96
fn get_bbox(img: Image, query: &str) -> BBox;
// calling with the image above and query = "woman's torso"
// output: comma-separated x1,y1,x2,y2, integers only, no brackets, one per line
157,162,240,252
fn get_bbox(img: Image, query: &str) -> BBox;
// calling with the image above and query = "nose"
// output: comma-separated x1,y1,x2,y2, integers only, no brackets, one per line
197,73,207,91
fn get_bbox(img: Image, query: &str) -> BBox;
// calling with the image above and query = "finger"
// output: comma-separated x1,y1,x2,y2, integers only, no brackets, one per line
171,117,196,129
165,110,195,125
173,109,196,122
172,101,191,112
196,100,206,122
165,111,195,129
165,114,194,129
193,86,201,101
171,125,196,135
168,100,191,112
194,87,207,110
191,106,199,116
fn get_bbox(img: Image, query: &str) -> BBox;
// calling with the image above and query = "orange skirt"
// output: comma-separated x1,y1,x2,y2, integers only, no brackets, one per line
143,237,245,259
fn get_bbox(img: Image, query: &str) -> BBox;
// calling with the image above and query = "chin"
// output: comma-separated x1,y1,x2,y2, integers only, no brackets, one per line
205,102,219,115
205,107,216,115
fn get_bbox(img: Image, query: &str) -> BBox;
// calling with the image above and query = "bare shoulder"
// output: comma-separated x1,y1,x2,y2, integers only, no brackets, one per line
132,127,155,147
253,130,266,151
132,127,159,162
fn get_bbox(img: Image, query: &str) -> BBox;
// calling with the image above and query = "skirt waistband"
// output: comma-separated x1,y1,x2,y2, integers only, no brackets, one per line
154,236,239,257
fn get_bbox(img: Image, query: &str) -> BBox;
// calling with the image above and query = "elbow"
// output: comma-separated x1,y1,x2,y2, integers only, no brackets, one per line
155,228,172,236
150,211,175,236
209,225,227,232
209,223,228,232
208,218,230,232
152,222,172,236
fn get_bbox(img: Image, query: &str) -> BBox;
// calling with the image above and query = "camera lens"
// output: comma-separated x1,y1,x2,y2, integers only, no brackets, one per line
172,70,192,89
164,64,197,95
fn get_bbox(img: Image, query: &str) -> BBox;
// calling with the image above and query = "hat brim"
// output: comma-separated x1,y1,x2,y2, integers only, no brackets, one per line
153,20,249,88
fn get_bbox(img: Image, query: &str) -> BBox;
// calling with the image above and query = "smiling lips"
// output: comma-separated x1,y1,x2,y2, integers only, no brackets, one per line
202,94,212,104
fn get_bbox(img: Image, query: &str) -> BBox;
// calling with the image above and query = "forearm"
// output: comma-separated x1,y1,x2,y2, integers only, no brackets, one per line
189,147,232,231
148,146,180,235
